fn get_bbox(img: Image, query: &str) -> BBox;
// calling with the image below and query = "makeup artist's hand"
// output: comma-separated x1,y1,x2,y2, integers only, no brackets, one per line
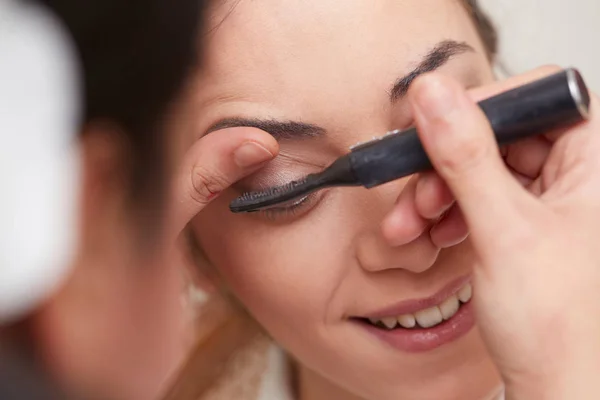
389,68,600,399
382,66,563,249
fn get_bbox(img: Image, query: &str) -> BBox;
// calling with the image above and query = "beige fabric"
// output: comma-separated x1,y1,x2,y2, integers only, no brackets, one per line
256,346,295,400
200,335,271,400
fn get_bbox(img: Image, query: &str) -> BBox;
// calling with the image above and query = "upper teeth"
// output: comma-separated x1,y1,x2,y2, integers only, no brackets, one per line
368,282,472,330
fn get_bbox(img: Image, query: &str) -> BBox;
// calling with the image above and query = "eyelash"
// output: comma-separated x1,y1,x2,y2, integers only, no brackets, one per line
258,192,318,221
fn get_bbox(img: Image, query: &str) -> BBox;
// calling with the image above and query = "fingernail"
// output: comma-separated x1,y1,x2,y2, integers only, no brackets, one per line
234,142,274,168
413,75,461,121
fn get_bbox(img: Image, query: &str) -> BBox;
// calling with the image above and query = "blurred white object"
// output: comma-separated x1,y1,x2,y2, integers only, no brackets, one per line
480,0,600,91
0,0,81,322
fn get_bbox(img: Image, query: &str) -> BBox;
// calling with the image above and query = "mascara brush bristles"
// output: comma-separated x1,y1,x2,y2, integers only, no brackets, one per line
229,177,311,213
230,155,358,213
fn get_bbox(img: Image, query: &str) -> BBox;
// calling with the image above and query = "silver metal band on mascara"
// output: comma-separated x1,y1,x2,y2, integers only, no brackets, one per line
567,67,590,120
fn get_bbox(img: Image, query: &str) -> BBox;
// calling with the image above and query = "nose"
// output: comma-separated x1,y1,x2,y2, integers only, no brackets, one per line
351,176,441,274
355,228,440,274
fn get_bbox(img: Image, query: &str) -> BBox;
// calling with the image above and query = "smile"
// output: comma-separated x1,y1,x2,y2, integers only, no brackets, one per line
353,276,476,352
367,282,472,330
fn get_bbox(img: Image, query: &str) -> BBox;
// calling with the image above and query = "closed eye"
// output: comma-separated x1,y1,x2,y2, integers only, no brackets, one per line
257,192,318,221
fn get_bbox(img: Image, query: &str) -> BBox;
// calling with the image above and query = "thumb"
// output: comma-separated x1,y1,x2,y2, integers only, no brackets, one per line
170,127,278,238
409,73,531,242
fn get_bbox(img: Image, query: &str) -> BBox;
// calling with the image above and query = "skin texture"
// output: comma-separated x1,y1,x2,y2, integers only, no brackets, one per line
189,1,504,399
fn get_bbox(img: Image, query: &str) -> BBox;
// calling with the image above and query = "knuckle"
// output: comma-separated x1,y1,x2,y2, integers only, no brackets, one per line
190,165,231,205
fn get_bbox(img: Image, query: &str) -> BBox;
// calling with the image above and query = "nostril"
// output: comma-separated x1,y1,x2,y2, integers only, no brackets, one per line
356,231,440,273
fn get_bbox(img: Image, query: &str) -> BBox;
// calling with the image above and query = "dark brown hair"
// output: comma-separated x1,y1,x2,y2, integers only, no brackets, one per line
42,0,206,212
1,1,207,398
464,0,498,60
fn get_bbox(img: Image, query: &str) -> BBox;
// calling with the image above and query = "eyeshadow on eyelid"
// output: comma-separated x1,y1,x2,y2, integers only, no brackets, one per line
234,157,326,193
276,153,328,169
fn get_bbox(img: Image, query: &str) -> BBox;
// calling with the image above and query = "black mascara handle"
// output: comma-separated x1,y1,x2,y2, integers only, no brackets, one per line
350,68,591,188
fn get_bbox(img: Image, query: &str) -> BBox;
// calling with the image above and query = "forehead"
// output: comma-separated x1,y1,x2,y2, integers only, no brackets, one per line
195,0,488,128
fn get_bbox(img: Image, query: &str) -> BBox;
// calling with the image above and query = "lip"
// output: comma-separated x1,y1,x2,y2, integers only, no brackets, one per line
356,299,475,352
359,275,471,319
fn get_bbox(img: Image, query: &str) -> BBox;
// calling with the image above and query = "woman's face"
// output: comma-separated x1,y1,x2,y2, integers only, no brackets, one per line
191,0,501,398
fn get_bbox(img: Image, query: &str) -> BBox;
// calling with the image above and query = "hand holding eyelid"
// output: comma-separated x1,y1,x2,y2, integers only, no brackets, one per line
230,68,591,213
169,126,279,239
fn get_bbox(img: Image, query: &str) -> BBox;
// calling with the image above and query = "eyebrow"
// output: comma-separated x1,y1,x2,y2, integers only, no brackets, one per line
205,40,474,140
389,40,474,102
206,117,326,140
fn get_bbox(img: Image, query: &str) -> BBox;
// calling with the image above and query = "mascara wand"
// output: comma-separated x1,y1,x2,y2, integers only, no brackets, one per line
230,68,591,213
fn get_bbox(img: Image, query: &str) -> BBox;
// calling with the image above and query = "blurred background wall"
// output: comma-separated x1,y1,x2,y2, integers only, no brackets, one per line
480,0,600,91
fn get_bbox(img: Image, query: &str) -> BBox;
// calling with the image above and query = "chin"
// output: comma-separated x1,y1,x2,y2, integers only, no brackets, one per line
387,331,499,397
316,328,502,400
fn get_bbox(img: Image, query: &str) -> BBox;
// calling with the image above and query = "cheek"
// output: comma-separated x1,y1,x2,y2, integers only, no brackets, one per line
191,199,356,334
